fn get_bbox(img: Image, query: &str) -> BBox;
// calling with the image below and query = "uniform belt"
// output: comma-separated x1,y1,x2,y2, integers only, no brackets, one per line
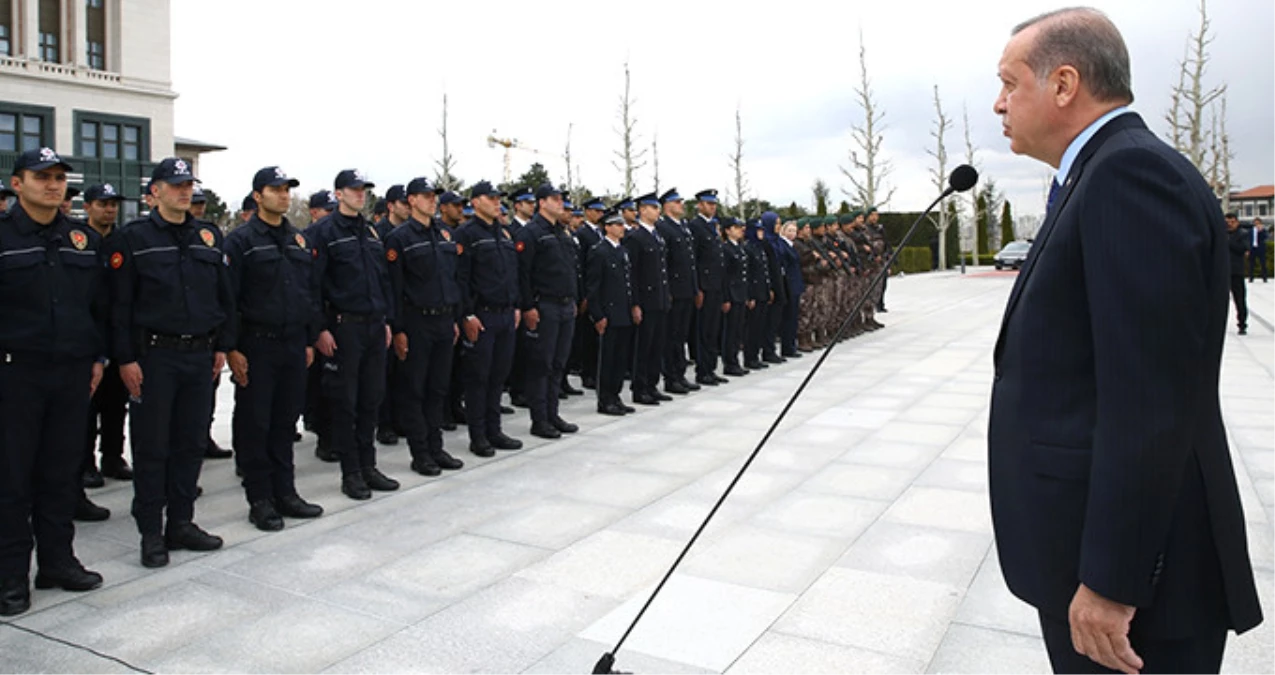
144,331,215,352
332,312,383,325
241,322,300,340
409,305,455,317
475,305,511,313
540,296,575,305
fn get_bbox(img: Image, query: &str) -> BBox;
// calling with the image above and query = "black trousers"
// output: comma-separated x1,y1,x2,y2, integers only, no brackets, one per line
632,307,668,395
304,359,327,437
781,289,801,354
378,347,402,433
597,324,633,406
130,348,213,535
507,324,528,398
397,313,455,458
463,308,516,443
1250,249,1268,281
663,297,694,386
722,302,747,369
0,358,91,577
322,321,386,477
572,309,598,382
1038,611,1226,674
1230,274,1248,329
744,301,768,364
232,333,307,505
696,291,724,377
763,299,784,359
446,340,466,424
85,361,127,472
525,300,575,424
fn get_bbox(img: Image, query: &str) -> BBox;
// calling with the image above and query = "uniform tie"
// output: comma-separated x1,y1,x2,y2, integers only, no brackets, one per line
1046,178,1061,215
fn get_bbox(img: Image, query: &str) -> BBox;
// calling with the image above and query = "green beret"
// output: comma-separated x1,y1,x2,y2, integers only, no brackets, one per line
866,205,878,215
796,217,808,227
824,215,839,226
837,213,853,225
850,209,864,221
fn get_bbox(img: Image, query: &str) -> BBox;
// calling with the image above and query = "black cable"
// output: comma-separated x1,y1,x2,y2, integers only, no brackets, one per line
1,620,153,673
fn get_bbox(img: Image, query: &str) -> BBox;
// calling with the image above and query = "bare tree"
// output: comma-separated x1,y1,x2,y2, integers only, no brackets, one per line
612,60,648,196
839,29,895,209
727,107,751,220
962,103,981,260
1206,94,1235,210
927,85,952,270
564,122,576,198
1166,0,1226,170
651,134,661,195
435,93,461,191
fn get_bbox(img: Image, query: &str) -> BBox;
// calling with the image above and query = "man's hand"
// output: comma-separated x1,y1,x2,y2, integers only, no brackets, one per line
90,362,104,396
694,291,704,309
722,301,731,313
1069,583,1142,675
523,308,540,331
213,352,227,382
316,330,337,358
463,316,484,343
594,317,607,335
393,333,409,361
385,324,392,349
305,346,315,368
452,323,460,345
228,350,249,387
632,306,643,325
579,298,588,313
746,299,756,310
120,362,143,399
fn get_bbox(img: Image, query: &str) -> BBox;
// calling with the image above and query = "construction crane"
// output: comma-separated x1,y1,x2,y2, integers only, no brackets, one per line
486,131,543,184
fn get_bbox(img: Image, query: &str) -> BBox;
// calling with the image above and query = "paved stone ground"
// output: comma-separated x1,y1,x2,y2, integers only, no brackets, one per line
1,270,1270,674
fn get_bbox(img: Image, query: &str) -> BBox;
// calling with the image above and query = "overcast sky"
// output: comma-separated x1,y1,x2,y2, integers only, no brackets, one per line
171,0,1273,220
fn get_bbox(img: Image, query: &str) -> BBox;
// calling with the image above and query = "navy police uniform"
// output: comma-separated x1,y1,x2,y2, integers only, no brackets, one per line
624,194,672,404
572,198,605,389
690,190,727,384
586,212,637,415
81,183,130,486
375,184,408,444
304,190,337,458
505,186,535,406
655,189,698,393
721,222,750,374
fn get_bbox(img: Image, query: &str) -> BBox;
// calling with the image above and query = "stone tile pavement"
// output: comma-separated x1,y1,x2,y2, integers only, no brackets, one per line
1,270,1270,673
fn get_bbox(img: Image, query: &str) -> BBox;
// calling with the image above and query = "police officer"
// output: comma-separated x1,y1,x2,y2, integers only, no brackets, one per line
456,181,523,456
375,184,409,447
587,210,639,416
0,149,108,616
720,218,751,376
617,196,638,229
375,184,409,241
656,188,699,394
385,178,465,476
626,193,672,406
81,184,130,521
0,186,14,214
572,197,606,390
223,167,325,531
558,195,585,399
508,187,535,232
239,193,256,225
106,157,233,568
308,169,400,501
516,184,579,439
505,186,535,409
438,191,469,429
308,190,337,224
689,189,728,386
189,186,208,220
743,218,775,370
304,190,338,459
756,211,788,365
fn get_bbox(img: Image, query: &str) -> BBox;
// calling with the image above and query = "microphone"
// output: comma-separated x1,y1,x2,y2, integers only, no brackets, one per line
592,165,978,675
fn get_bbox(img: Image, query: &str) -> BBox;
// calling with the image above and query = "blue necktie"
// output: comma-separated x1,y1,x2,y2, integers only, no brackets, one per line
1046,179,1060,215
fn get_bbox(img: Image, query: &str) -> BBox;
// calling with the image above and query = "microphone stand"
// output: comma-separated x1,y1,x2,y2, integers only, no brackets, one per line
594,175,972,675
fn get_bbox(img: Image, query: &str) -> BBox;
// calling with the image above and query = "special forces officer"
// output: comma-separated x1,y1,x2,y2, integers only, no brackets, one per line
385,178,465,476
308,169,400,501
106,157,233,568
0,149,108,616
516,184,580,440
223,167,325,531
455,181,523,457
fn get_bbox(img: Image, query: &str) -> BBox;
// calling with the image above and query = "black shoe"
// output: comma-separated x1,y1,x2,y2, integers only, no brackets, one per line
1239,326,1247,335
276,494,323,519
622,404,636,413
500,404,515,415
376,428,399,446
581,376,597,390
140,534,168,568
551,416,579,433
562,382,584,396
713,374,730,384
877,306,888,313
441,421,458,431
762,354,785,364
652,390,673,401
633,392,661,406
0,576,30,616
682,379,701,391
747,361,769,370
204,439,233,459
293,431,303,442
101,461,133,481
431,450,464,470
34,560,102,592
411,457,442,477
490,432,523,450
74,495,110,522
363,467,400,491
723,365,747,376
597,402,628,416
451,407,467,425
694,375,720,387
781,350,801,358
315,438,339,463
557,391,569,400
470,438,495,458
341,473,372,500
165,522,223,551
248,500,284,531
531,421,562,439
510,393,528,408
235,465,244,478
82,466,104,489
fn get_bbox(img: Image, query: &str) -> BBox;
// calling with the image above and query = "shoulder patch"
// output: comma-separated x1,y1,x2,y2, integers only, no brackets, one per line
515,240,526,253
387,248,398,262
69,229,88,250
200,228,216,247
109,251,124,269
295,233,306,249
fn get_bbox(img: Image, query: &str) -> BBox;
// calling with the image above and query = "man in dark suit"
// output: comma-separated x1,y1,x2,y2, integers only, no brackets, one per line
586,211,640,416
989,9,1262,674
573,197,606,389
1248,217,1268,283
1226,213,1250,335
624,193,672,406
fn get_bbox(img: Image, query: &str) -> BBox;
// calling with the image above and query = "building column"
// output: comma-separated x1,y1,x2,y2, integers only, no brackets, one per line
20,0,37,58
69,0,86,67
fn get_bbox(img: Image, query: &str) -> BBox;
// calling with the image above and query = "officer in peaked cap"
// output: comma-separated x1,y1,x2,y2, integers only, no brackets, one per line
189,185,208,220
507,186,535,232
586,209,639,416
307,190,337,225
374,183,411,448
625,192,672,406
375,184,409,244
222,167,324,531
655,187,699,394
454,180,523,456
616,196,637,229
307,169,401,501
515,184,580,440
0,148,108,616
435,189,469,431
59,185,80,216
104,156,233,568
384,177,465,476
305,189,339,457
239,193,257,225
572,196,607,390
689,189,728,386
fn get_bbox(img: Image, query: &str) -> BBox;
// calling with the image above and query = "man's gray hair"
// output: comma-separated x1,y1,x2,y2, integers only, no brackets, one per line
1013,7,1134,104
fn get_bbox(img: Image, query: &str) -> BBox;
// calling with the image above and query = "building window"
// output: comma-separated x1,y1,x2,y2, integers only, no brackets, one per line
86,0,105,70
38,0,59,62
75,111,148,161
1261,203,1269,217
0,0,12,57
0,104,53,152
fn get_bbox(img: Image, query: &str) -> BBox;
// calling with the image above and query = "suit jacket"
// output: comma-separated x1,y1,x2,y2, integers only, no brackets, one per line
575,222,603,291
777,237,804,296
657,215,698,300
585,239,635,327
623,224,671,311
988,112,1262,639
689,215,726,296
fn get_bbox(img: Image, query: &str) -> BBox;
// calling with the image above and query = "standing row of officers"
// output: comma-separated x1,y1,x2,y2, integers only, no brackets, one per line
0,147,892,618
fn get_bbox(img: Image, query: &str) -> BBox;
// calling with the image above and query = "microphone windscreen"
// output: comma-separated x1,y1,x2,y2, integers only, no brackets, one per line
949,165,979,193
